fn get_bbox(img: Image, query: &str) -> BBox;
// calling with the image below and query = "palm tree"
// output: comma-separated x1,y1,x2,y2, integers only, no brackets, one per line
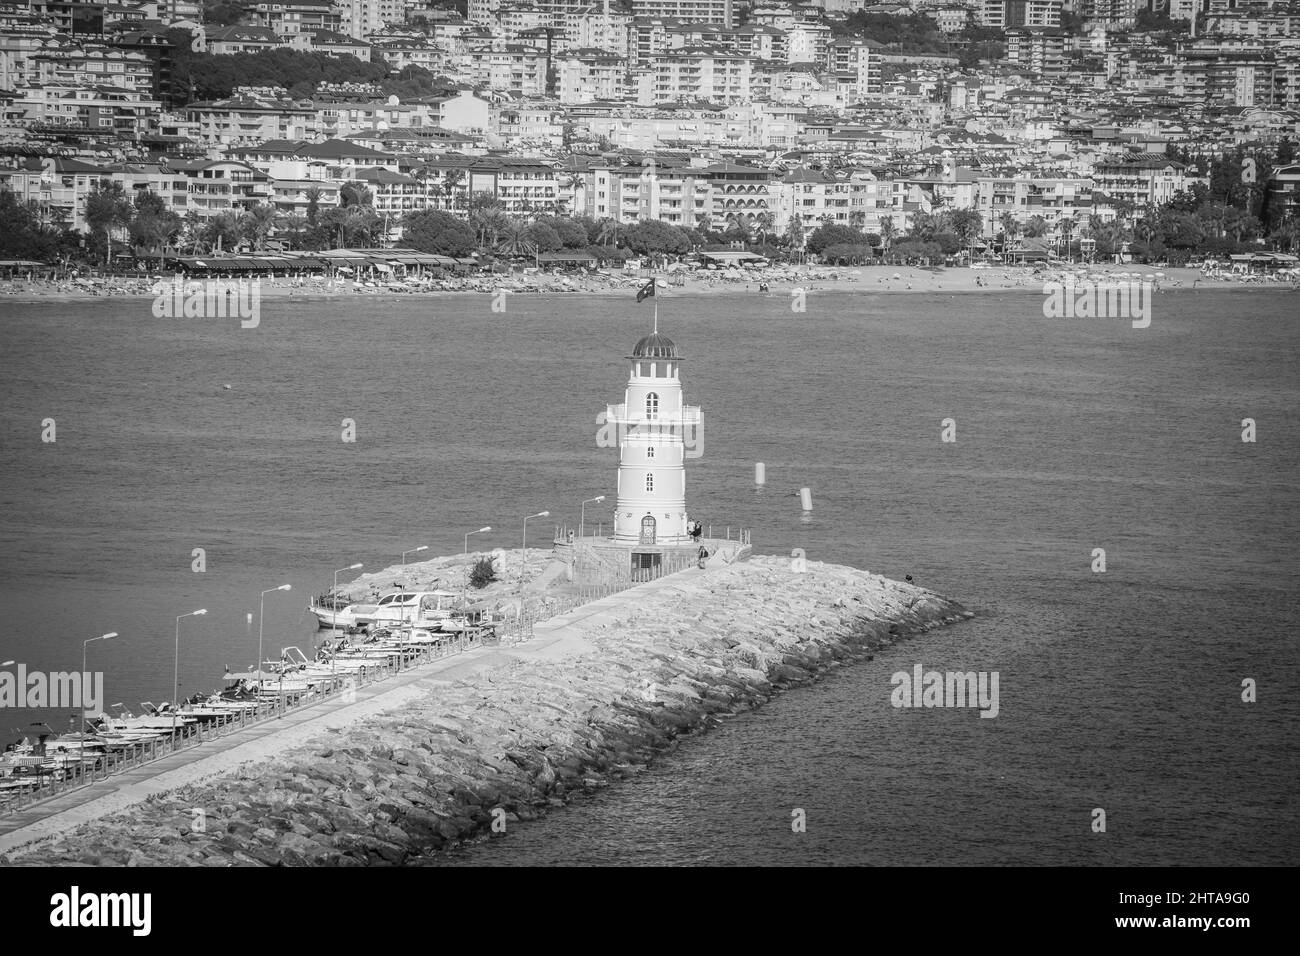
238,203,277,251
947,208,982,260
879,215,896,255
84,181,134,266
443,169,465,210
596,217,619,247
559,172,582,216
1022,215,1049,238
340,184,373,209
280,213,308,250
183,210,204,253
999,211,1018,251
496,220,535,257
304,185,323,226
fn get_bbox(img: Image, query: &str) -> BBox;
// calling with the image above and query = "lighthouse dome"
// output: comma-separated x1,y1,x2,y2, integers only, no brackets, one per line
630,332,680,360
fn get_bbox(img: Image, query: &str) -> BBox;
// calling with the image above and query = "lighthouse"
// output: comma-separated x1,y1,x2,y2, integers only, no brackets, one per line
605,331,700,548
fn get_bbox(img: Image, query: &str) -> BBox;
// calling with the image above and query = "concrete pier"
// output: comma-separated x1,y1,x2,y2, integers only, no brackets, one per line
1,555,970,865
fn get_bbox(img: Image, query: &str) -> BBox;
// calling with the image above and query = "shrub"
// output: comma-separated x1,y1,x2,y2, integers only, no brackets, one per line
469,556,497,589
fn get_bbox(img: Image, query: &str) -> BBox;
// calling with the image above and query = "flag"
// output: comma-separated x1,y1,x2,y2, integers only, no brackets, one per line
636,278,656,302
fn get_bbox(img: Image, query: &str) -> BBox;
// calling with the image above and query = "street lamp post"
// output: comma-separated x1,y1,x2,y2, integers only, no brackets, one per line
580,496,605,540
258,585,291,700
332,563,363,632
521,511,549,588
81,632,117,734
464,526,491,555
402,545,428,565
173,612,205,736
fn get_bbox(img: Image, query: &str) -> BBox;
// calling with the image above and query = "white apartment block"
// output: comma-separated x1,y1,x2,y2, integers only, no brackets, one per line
343,0,405,39
631,0,735,28
557,50,627,103
786,23,832,64
643,48,753,105
979,0,1061,28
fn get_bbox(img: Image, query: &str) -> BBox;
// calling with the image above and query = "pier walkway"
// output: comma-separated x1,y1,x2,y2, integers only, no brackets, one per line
0,564,717,858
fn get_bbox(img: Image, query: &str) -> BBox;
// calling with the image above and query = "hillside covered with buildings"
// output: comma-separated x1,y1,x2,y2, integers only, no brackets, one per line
1,0,1298,266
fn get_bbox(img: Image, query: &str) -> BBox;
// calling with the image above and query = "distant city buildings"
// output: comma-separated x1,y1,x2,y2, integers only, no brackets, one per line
0,0,1297,258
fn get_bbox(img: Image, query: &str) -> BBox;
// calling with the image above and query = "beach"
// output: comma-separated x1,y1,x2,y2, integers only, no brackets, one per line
1,263,1292,305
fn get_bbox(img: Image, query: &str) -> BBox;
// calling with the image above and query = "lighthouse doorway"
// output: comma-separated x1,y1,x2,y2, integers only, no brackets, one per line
639,515,656,544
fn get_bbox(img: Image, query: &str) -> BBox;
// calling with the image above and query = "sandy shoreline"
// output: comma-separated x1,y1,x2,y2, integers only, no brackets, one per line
2,554,970,865
1,264,1292,307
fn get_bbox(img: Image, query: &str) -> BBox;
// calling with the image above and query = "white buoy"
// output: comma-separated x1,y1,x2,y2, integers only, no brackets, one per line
800,487,813,511
246,613,252,625
755,462,766,485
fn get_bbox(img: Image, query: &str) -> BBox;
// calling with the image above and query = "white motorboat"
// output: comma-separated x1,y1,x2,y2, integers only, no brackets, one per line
313,589,465,630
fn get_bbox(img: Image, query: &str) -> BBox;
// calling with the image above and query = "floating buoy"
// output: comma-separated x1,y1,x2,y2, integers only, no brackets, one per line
754,462,765,485
246,613,252,625
799,487,813,511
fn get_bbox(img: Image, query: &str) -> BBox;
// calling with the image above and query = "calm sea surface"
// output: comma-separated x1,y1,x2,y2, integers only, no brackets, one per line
0,287,1296,865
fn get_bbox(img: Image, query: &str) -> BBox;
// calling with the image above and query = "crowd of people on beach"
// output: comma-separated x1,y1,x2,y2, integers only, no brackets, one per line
2,261,1294,300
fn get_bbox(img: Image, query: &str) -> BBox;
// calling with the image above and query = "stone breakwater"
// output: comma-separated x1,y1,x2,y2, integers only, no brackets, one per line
3,557,970,866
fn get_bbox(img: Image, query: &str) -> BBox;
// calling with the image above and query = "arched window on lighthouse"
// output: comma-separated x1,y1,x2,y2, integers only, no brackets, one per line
645,393,659,420
646,473,654,492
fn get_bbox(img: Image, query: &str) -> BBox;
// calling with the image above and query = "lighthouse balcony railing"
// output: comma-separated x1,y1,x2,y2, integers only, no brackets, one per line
604,404,701,427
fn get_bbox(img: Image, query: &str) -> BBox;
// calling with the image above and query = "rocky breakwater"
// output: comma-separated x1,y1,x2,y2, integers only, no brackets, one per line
3,556,971,866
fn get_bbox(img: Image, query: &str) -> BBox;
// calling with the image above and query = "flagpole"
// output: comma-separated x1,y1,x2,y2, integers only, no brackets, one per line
653,274,658,333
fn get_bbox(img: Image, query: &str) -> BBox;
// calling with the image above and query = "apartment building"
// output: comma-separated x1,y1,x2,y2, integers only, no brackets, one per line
168,158,275,221
202,25,305,55
973,175,1094,237
979,0,1062,28
342,0,405,40
251,0,345,37
643,47,754,105
701,160,773,232
30,40,156,95
312,95,438,139
1005,26,1068,77
588,160,711,228
1092,154,1191,208
5,81,161,137
459,42,548,96
466,158,560,215
825,38,882,99
0,156,109,231
773,168,851,240
556,49,627,103
630,0,735,28
368,35,448,73
185,93,317,146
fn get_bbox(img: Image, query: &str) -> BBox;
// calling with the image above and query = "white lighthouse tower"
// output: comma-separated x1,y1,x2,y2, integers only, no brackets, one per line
606,330,700,548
